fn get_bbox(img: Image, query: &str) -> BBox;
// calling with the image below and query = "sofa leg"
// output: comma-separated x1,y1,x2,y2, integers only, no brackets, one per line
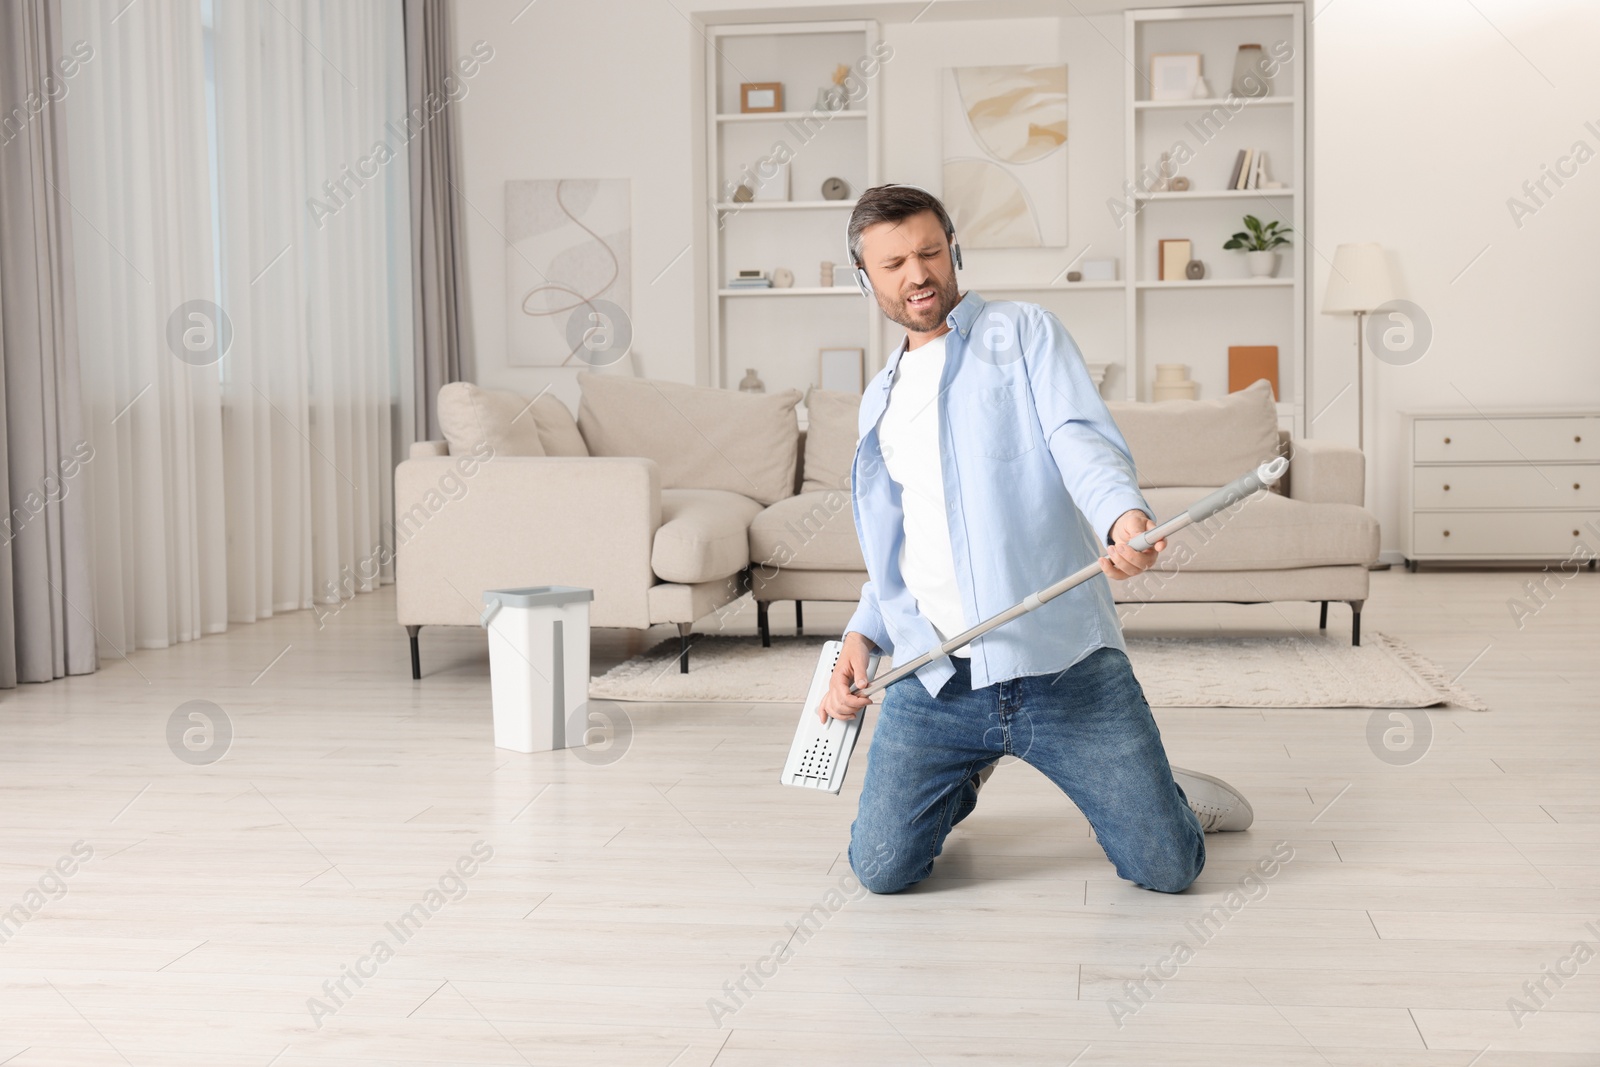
1348,601,1364,646
757,600,770,647
1318,601,1328,630
678,622,693,673
794,600,803,635
406,625,421,680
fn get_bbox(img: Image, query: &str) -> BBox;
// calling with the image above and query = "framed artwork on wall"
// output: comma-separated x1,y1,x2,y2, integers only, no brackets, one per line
941,64,1068,248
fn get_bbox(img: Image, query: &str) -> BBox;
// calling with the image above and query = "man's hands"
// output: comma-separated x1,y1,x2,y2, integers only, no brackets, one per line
1101,509,1165,580
819,631,878,722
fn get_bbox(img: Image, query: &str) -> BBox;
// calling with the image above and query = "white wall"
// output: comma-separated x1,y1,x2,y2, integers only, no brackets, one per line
455,0,1600,554
452,0,700,411
1309,0,1600,556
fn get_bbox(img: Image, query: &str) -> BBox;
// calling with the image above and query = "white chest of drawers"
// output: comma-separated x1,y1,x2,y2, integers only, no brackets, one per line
1402,408,1600,568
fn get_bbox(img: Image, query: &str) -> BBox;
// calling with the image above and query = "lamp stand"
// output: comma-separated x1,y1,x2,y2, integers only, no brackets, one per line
1353,309,1390,571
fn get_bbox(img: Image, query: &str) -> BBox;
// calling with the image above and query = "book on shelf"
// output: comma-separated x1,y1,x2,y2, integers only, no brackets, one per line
1227,149,1246,191
726,278,772,288
1235,148,1254,190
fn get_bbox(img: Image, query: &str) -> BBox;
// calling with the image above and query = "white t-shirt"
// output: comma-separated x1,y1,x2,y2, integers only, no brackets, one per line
877,333,972,657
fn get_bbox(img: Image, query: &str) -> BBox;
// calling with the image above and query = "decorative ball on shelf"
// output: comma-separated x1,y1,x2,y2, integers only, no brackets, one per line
732,184,754,203
821,177,850,201
1170,176,1191,192
1066,271,1083,282
772,267,794,289
1185,259,1207,280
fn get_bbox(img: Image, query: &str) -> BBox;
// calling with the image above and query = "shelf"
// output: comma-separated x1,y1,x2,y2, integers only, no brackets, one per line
716,109,868,123
1135,278,1294,289
975,280,1123,292
715,200,855,211
718,287,858,297
1134,96,1294,110
1134,188,1295,200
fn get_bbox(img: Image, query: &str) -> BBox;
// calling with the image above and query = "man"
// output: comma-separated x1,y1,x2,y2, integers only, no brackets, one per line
821,185,1252,896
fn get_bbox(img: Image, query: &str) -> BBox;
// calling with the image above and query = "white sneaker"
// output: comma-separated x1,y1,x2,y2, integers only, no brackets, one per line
1171,766,1254,833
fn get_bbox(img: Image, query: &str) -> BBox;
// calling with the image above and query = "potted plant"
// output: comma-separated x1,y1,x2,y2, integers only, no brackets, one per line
1224,215,1293,278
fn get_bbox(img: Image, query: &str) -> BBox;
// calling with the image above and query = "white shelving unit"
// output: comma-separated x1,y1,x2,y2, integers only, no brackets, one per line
702,20,882,393
1124,3,1307,434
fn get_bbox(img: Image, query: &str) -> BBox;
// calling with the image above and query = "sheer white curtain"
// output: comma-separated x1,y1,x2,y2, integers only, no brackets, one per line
64,0,227,650
213,0,409,623
64,0,409,650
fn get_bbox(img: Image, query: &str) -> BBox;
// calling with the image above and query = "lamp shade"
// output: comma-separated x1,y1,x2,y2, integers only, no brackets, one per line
1321,242,1396,314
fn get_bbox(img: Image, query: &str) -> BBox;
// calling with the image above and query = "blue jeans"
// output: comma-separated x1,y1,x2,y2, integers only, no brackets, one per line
848,647,1205,894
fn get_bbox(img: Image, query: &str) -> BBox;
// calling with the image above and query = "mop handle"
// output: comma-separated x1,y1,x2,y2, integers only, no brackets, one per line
851,456,1290,699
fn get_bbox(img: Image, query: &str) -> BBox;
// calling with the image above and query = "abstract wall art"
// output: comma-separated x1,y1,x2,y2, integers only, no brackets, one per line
941,65,1068,248
505,178,631,367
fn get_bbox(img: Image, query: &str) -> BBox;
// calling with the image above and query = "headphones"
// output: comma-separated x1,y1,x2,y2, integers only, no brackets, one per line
847,183,963,298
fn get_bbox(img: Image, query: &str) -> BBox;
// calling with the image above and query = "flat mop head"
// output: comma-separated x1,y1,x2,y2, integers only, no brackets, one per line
780,640,883,793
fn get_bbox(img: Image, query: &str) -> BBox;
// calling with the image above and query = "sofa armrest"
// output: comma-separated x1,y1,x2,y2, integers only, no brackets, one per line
1287,438,1365,506
395,455,662,629
410,440,450,459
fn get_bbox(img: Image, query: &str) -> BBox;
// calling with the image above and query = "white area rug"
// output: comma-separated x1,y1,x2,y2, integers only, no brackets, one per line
588,632,1488,710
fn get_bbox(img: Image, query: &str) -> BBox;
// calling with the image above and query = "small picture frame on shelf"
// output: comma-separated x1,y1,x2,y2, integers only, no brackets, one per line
819,347,864,394
1081,258,1117,281
1149,53,1202,101
751,160,790,202
1158,239,1192,281
740,82,783,113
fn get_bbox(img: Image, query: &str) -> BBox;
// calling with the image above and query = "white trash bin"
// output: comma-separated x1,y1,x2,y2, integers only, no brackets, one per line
482,585,593,753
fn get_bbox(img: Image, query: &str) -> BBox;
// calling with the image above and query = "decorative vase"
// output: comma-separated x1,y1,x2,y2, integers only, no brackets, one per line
1152,364,1198,402
1246,250,1280,278
738,368,766,393
1232,44,1272,98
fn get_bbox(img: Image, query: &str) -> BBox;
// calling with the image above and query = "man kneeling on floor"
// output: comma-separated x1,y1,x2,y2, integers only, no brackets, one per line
820,184,1252,895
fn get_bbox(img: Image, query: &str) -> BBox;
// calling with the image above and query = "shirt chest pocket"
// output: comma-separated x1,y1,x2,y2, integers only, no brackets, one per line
975,384,1036,460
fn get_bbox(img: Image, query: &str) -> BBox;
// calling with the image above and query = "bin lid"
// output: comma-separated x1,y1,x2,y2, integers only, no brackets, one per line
482,585,594,608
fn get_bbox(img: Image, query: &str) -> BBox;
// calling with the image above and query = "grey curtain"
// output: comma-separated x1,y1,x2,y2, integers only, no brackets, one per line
0,0,97,685
404,0,469,442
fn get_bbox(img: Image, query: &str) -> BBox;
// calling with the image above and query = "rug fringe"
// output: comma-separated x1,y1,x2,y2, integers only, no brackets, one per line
1373,633,1491,712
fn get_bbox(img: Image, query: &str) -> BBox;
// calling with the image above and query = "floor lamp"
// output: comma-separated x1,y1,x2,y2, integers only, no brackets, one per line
1320,242,1396,567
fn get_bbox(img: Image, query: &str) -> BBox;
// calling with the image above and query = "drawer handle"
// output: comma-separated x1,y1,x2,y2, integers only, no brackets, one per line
1444,436,1451,444
1577,436,1583,443
1443,484,1450,491
1442,530,1450,537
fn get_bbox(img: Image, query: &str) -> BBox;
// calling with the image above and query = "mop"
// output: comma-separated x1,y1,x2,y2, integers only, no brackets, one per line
780,456,1290,792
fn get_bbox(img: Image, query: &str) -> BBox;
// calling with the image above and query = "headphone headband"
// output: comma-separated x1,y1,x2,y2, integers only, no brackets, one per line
846,183,962,298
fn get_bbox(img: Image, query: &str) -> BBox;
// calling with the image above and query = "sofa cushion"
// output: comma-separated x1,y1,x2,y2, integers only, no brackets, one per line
1107,379,1279,488
437,382,546,457
576,372,801,506
531,393,589,456
1141,486,1379,571
748,490,863,573
652,489,765,585
801,387,861,493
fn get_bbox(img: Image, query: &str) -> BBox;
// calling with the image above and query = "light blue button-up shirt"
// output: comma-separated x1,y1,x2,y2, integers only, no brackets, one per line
844,290,1153,699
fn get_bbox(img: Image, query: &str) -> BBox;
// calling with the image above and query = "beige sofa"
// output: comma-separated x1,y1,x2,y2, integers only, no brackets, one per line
394,376,1378,678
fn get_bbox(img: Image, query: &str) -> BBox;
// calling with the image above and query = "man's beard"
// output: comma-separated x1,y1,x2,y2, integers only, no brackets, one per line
876,271,960,333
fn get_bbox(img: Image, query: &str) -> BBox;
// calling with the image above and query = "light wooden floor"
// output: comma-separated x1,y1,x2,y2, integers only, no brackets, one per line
1,568,1597,1066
